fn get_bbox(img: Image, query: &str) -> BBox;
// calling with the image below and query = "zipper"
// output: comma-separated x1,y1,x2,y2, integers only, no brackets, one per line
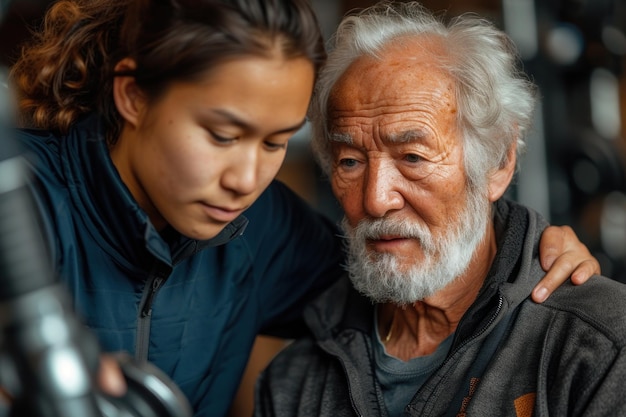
135,267,168,361
407,294,504,416
446,295,503,361
321,333,372,417
141,276,164,318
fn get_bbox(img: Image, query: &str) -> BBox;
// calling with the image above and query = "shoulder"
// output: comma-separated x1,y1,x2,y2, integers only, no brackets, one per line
15,128,62,168
259,335,330,391
269,336,321,368
541,276,626,345
14,127,68,202
255,335,338,416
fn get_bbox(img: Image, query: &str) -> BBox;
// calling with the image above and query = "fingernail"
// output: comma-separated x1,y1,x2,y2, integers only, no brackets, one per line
534,287,548,303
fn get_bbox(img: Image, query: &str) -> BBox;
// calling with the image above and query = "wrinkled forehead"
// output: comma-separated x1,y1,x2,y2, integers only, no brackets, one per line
328,35,457,121
327,37,458,146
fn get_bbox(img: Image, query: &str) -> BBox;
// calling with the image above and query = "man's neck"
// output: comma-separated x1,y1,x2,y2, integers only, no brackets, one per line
378,226,497,361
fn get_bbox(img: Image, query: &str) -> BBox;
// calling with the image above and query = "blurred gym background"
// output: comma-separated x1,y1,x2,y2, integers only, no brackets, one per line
295,0,626,285
1,0,625,415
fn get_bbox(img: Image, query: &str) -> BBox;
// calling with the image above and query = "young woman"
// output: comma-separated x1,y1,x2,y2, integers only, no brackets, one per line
7,0,599,415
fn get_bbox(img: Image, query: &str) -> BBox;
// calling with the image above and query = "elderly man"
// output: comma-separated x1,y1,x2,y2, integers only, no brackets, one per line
254,2,626,416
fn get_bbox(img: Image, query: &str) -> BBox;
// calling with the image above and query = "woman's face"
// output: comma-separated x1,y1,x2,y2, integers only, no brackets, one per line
111,52,315,240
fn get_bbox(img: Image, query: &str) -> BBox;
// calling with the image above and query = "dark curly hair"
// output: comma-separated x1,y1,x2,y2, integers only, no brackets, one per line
10,0,326,143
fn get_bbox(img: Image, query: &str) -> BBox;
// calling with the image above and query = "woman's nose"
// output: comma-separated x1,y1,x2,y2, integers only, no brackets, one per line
221,149,258,195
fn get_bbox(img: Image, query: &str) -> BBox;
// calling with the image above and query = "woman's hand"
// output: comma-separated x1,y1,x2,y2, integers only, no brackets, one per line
98,354,127,397
533,225,601,303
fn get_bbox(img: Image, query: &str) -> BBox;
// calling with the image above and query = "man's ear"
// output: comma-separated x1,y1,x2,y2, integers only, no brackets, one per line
112,58,145,128
487,140,517,202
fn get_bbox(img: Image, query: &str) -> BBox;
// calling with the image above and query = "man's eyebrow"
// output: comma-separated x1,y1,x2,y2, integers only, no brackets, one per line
329,132,353,144
387,129,428,144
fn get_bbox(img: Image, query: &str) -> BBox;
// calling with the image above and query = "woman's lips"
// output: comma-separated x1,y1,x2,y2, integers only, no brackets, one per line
200,203,244,223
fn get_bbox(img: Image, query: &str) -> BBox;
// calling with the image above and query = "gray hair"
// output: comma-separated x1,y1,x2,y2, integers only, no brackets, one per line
310,1,537,191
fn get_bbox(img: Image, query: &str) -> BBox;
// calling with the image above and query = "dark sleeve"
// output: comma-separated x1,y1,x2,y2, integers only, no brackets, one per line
252,337,318,417
241,180,346,338
254,369,276,417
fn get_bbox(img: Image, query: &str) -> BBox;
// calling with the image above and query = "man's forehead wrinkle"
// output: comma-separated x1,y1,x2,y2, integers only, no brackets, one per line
330,87,453,119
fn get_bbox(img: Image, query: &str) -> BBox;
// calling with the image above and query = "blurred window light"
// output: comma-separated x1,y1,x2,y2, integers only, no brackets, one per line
502,0,538,60
545,24,584,65
590,68,621,139
47,347,89,396
516,100,551,219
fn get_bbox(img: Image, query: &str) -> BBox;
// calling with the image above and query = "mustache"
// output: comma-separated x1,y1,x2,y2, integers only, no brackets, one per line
342,216,434,249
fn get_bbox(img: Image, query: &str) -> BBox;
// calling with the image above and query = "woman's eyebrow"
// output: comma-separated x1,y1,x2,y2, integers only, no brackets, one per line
209,108,306,134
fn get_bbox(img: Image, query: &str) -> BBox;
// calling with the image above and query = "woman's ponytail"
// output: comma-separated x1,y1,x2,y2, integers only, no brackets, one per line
9,0,126,135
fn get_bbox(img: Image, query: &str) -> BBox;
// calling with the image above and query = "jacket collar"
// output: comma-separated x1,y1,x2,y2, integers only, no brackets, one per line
61,114,248,268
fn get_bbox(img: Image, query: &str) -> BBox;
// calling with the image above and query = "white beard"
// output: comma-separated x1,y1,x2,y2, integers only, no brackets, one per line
342,189,491,305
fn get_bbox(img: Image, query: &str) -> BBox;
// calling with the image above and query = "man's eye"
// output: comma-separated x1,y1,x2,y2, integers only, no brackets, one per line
405,153,421,163
339,158,358,168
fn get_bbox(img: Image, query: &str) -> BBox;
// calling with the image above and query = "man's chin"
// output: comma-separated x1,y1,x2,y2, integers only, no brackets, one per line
349,257,464,305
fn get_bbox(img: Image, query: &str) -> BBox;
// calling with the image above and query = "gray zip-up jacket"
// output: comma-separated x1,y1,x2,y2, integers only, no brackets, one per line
255,199,626,417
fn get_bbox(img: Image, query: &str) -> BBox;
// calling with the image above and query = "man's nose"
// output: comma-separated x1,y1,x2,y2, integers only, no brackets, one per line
363,158,404,218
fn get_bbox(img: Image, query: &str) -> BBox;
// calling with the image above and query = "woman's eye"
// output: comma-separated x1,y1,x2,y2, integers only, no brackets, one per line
210,131,237,144
265,141,287,151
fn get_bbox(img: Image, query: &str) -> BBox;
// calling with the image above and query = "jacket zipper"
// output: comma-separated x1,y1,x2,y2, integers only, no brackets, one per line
142,275,164,317
135,271,166,361
322,334,372,417
437,294,504,373
407,294,504,416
